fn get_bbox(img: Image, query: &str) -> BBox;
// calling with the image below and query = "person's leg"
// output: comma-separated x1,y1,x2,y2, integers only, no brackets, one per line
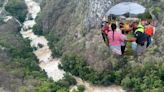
147,36,151,47
136,44,142,56
121,46,126,55
149,37,151,46
102,32,108,46
102,32,106,42
105,34,109,46
137,42,147,56
142,41,147,54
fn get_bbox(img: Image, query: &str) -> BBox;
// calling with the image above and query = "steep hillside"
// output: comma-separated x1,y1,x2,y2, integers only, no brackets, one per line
34,0,164,91
0,19,73,92
35,0,164,70
0,0,73,92
0,18,35,92
34,0,115,71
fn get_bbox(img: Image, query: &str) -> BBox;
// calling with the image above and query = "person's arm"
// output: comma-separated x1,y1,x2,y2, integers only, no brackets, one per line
104,29,110,35
153,27,156,35
128,31,139,42
128,37,136,42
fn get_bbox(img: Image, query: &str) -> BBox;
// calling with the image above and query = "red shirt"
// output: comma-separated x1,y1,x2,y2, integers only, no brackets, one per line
145,25,154,36
102,25,110,34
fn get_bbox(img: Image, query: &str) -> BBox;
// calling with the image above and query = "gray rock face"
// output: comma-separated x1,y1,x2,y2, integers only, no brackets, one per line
39,0,115,32
84,0,112,28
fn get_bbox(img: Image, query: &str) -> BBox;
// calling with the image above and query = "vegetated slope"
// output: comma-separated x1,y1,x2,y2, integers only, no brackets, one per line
0,19,39,92
34,0,164,91
5,0,27,23
0,19,77,92
0,0,80,92
34,0,114,71
35,0,164,70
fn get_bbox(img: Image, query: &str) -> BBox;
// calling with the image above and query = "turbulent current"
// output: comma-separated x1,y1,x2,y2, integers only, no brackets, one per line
21,0,65,82
3,0,125,91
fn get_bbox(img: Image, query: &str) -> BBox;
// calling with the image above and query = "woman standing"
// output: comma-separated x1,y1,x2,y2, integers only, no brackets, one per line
107,23,125,55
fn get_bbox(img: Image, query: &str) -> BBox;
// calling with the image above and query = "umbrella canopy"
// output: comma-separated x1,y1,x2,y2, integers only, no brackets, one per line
106,2,146,16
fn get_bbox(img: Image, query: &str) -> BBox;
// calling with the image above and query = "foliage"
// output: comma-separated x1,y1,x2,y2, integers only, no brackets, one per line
8,38,78,91
137,12,151,20
38,43,43,48
77,85,85,92
5,0,27,22
120,61,164,92
61,53,164,92
0,34,75,91
46,32,64,58
61,53,128,86
33,24,43,35
34,73,76,92
22,0,164,92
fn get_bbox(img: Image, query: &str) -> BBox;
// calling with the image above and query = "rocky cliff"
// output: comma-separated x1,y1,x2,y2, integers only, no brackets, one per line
35,0,117,71
0,0,164,91
36,0,164,71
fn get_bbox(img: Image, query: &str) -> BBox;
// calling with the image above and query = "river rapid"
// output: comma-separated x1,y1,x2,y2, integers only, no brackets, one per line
4,0,125,92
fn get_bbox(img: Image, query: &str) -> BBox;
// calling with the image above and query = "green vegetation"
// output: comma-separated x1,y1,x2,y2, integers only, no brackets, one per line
0,35,76,92
71,85,85,92
5,0,27,22
77,85,85,92
60,53,128,85
28,0,164,92
121,61,164,92
34,73,77,92
61,53,164,92
38,43,43,48
137,12,151,20
46,32,64,58
33,24,43,35
0,20,74,92
33,11,45,36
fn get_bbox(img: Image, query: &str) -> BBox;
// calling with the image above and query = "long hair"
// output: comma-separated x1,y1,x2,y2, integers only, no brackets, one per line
111,23,117,41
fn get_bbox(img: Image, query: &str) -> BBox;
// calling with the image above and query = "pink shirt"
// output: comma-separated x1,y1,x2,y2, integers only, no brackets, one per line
107,30,124,46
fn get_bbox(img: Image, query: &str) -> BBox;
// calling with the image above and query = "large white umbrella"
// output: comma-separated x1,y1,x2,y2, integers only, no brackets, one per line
106,2,146,16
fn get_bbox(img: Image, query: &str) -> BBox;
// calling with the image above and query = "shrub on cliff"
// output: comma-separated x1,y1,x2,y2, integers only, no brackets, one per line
5,0,27,22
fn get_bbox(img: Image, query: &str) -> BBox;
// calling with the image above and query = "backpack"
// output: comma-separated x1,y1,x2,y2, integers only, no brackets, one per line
145,25,154,36
135,26,147,46
135,32,147,46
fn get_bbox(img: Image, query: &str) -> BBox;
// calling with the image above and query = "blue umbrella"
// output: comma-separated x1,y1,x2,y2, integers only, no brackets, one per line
106,2,146,16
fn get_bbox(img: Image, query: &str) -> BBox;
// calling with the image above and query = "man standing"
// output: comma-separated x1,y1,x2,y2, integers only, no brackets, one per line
129,21,147,56
145,21,154,47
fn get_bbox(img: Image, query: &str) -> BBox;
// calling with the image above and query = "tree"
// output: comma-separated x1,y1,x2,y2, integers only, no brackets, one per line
5,0,27,22
77,85,85,92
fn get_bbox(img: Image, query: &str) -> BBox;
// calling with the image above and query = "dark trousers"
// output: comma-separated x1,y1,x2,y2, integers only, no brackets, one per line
121,45,126,55
147,36,151,48
102,32,108,46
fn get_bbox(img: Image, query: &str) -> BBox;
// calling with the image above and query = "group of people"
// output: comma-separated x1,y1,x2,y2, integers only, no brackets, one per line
101,17,155,56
